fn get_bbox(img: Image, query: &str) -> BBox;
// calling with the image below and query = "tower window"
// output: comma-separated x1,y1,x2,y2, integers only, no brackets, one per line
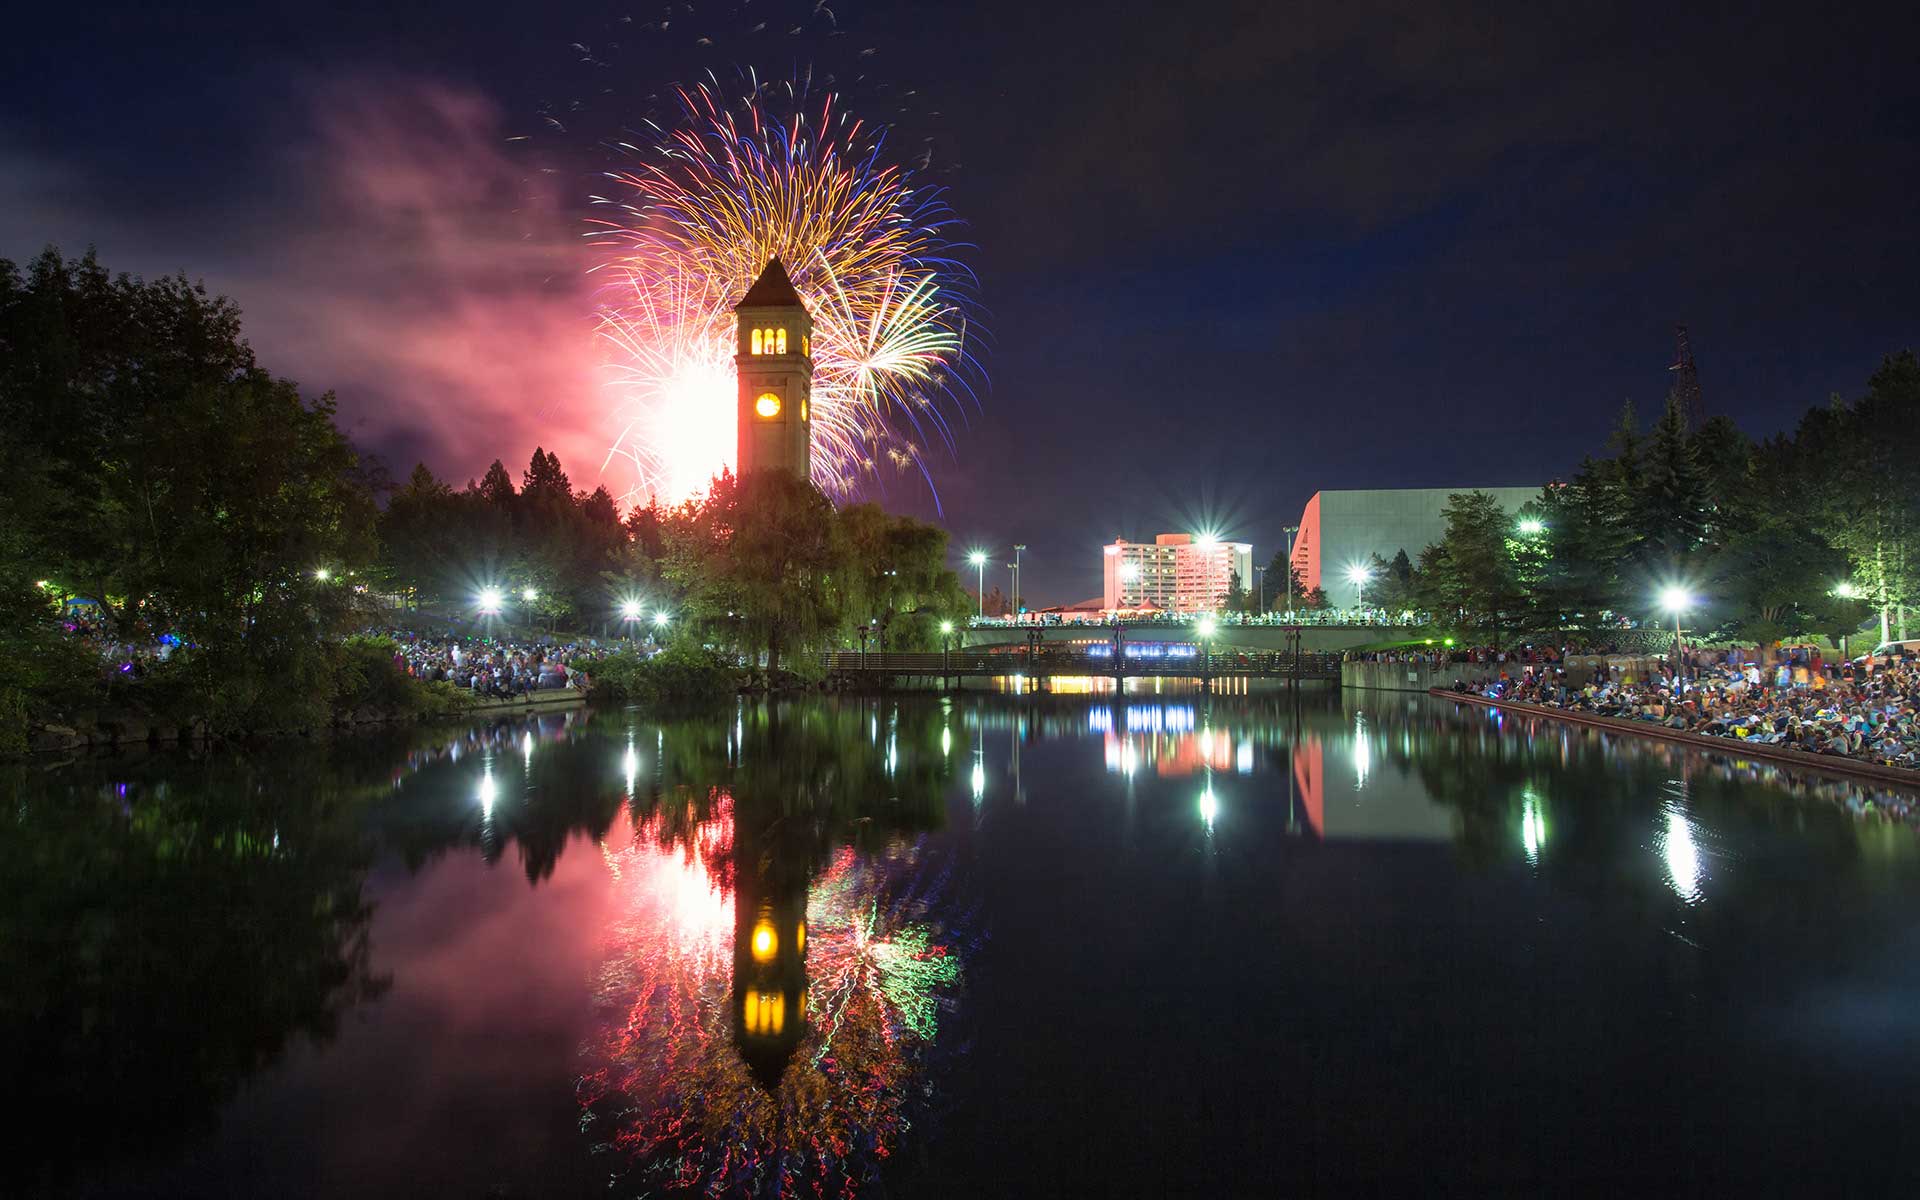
750,328,763,355
755,392,782,418
776,328,788,354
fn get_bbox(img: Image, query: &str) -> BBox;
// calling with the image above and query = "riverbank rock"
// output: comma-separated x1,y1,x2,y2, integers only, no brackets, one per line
30,724,83,753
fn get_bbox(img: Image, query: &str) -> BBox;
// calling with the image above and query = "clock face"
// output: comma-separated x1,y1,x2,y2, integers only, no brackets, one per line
800,398,808,421
755,392,782,418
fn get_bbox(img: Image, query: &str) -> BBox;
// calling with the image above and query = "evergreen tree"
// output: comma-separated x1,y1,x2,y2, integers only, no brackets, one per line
1631,394,1712,577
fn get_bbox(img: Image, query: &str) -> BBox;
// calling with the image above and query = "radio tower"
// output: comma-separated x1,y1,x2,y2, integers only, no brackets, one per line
1667,324,1705,429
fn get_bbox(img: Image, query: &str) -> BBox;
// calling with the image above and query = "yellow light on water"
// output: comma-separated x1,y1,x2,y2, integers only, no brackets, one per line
751,919,778,962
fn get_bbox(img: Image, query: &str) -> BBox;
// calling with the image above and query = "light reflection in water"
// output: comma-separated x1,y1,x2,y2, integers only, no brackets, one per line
1663,802,1704,904
1522,790,1546,865
1351,713,1372,789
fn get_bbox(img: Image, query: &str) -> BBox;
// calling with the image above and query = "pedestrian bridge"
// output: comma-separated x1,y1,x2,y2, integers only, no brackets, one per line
958,620,1404,655
823,648,1342,685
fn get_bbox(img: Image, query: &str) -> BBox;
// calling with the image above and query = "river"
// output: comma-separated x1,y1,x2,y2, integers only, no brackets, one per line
7,689,1920,1195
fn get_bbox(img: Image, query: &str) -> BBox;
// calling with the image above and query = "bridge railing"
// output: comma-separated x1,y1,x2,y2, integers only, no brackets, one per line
823,650,1343,677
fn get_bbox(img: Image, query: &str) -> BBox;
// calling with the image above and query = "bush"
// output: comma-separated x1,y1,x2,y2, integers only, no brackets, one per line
576,644,742,704
327,635,472,721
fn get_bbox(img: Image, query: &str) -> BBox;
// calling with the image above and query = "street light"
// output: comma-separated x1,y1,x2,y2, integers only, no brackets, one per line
1517,518,1545,536
521,587,538,602
967,549,988,618
653,611,670,628
1283,525,1299,614
1832,582,1861,658
1346,563,1373,610
313,567,332,582
477,587,504,615
1659,586,1691,678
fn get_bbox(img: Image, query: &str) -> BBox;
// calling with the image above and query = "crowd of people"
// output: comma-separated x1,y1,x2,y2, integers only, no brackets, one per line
384,632,599,699
1452,647,1920,773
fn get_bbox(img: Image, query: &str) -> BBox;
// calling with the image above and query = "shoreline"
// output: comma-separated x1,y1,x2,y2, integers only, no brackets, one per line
22,688,590,757
1430,688,1920,790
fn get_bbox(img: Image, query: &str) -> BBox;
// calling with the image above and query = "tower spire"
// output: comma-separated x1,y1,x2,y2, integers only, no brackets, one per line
1667,324,1704,430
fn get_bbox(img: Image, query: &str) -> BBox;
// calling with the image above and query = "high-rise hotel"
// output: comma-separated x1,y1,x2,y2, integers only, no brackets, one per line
1101,534,1253,613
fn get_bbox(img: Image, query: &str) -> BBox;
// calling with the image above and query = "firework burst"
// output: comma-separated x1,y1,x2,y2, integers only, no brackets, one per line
591,76,981,506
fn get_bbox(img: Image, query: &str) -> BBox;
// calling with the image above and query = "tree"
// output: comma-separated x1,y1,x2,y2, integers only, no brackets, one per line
1224,568,1249,614
1630,394,1712,583
1800,353,1920,643
664,470,845,681
1424,491,1523,646
0,247,379,731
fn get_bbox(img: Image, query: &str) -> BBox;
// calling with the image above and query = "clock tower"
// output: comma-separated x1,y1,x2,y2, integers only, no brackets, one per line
734,257,814,481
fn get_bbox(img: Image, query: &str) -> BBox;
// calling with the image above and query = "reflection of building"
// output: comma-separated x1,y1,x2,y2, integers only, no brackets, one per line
1102,534,1253,612
1289,487,1538,608
730,819,810,1090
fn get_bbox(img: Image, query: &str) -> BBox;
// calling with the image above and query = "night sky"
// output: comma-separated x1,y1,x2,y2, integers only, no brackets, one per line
5,1,1917,604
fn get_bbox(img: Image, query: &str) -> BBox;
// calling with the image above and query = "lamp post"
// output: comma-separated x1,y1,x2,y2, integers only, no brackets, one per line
1197,615,1217,691
619,598,642,647
1254,564,1267,617
1013,543,1026,614
968,550,988,619
1008,563,1017,622
1346,564,1373,616
1283,525,1299,615
1833,581,1861,660
1659,587,1690,682
940,618,954,684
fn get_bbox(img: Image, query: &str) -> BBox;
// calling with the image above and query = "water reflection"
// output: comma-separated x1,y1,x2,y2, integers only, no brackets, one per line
10,689,1920,1196
577,701,970,1197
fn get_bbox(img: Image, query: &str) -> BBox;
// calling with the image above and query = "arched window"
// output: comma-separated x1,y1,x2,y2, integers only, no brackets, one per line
750,328,763,355
776,328,788,354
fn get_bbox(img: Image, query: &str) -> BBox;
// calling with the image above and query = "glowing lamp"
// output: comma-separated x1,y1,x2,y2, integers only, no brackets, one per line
1659,587,1691,614
940,620,954,635
619,599,642,620
653,611,670,627
477,587,503,613
754,392,782,418
313,568,331,582
521,587,538,602
751,919,777,963
967,550,987,567
1346,564,1373,585
1834,581,1861,599
1197,616,1218,638
1518,518,1545,535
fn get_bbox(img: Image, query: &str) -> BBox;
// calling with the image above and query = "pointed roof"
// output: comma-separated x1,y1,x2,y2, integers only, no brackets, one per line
734,257,804,310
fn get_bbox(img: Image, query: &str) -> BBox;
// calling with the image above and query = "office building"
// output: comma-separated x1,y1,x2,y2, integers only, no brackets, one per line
1102,534,1253,612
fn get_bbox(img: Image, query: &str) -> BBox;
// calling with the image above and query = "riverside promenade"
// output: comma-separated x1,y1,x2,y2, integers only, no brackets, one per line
1433,688,1920,789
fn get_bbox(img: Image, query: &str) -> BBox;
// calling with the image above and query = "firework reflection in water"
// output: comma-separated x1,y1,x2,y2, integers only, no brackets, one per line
579,804,968,1196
